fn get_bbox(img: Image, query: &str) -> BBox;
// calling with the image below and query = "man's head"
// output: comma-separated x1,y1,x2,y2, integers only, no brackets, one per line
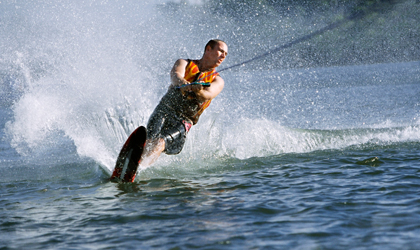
204,39,225,52
203,39,228,69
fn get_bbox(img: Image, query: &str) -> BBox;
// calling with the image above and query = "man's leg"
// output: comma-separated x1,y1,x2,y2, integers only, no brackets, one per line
138,137,165,169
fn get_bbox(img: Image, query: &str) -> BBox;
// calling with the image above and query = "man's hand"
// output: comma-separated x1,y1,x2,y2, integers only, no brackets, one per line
180,82,205,95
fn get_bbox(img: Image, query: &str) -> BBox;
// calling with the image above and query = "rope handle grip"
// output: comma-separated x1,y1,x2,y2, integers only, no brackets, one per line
176,82,210,89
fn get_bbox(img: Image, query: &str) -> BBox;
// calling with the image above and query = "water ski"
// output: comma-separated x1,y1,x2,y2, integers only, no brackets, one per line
110,126,147,183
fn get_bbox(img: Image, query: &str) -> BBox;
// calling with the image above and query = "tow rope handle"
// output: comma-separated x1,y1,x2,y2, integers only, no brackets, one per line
176,82,210,89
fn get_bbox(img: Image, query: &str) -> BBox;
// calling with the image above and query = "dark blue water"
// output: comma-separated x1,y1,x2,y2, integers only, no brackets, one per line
1,1,420,249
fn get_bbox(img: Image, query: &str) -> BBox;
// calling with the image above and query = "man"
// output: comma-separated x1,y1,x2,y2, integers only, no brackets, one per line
139,39,228,168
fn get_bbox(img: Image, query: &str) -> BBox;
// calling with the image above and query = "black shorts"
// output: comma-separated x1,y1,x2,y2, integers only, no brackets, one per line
146,104,192,155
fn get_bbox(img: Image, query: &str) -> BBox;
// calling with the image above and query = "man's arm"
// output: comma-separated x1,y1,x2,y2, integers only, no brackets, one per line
170,59,189,87
185,75,224,102
170,58,224,101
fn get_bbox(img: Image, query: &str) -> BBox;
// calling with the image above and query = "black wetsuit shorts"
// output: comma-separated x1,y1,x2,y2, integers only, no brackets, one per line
146,104,192,155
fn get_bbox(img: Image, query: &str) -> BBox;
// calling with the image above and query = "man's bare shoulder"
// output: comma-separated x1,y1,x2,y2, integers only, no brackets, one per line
207,75,224,96
213,75,224,87
171,59,189,74
174,59,189,67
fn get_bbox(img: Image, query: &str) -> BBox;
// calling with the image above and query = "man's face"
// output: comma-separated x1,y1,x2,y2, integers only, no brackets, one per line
207,41,228,67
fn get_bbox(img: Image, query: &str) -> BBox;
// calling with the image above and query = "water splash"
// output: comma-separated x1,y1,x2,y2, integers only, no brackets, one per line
1,1,419,173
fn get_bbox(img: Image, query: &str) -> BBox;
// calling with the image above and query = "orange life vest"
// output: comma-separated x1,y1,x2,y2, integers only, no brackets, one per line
183,60,219,123
158,60,219,125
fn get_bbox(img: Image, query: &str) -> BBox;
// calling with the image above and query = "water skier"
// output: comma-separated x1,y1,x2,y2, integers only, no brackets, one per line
139,39,228,168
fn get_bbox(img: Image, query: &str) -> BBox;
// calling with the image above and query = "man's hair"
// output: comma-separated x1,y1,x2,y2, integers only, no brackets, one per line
204,39,226,52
